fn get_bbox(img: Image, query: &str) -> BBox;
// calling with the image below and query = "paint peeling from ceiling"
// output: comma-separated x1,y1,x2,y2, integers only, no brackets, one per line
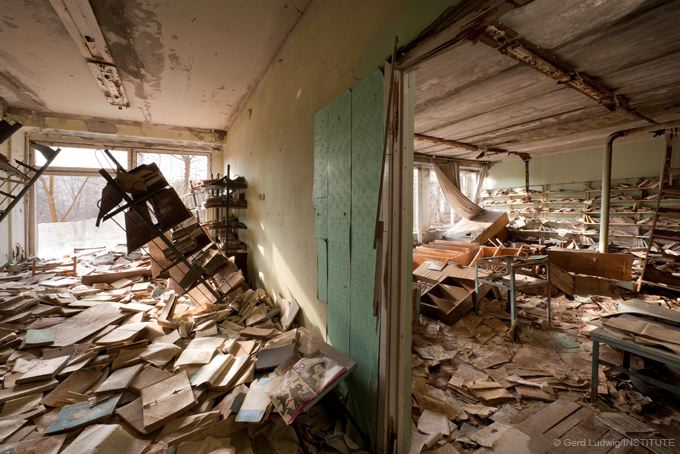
0,0,310,130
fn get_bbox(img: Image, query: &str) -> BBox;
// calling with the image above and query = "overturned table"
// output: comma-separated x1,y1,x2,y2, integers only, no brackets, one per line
590,327,680,403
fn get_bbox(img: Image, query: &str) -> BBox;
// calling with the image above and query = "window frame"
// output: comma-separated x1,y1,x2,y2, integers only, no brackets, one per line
28,141,212,256
412,162,482,241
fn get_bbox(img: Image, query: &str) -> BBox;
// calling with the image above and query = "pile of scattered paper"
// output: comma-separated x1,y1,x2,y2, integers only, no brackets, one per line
0,247,360,453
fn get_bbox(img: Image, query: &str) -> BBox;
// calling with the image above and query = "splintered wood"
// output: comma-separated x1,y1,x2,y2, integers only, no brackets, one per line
0,247,359,452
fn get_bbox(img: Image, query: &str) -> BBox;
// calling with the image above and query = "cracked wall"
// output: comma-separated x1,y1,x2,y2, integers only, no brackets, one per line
223,0,459,337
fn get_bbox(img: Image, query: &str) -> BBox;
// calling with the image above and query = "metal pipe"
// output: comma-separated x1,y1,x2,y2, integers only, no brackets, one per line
598,132,622,252
598,120,680,253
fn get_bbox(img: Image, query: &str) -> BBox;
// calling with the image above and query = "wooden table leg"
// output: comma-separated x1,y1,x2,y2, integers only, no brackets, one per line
622,350,631,380
591,339,600,403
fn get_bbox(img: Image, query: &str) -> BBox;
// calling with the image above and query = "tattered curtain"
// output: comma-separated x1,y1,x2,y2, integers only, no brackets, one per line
433,162,487,220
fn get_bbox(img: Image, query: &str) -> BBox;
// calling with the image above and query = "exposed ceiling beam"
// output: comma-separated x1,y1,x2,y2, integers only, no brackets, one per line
415,132,505,153
470,22,656,124
48,0,129,109
413,152,491,167
397,0,535,70
415,133,534,162
7,108,226,148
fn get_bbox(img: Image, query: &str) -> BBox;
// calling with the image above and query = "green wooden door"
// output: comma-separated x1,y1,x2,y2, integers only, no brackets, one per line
313,70,383,446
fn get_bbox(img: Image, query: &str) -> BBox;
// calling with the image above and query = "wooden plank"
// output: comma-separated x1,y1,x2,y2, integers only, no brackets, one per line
317,238,328,301
413,247,465,258
314,104,330,303
544,407,592,440
313,105,330,201
516,398,581,435
555,412,610,453
549,262,575,296
574,276,619,297
547,249,633,281
349,69,383,444
326,90,352,355
618,299,680,324
80,267,152,285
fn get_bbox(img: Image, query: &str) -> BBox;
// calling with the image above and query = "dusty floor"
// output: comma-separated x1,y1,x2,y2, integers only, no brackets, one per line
412,292,680,453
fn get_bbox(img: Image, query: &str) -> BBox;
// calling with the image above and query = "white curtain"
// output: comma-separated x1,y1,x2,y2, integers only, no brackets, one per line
433,162,486,220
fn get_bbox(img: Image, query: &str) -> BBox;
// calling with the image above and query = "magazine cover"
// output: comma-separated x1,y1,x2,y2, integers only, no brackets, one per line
292,356,345,391
267,370,316,424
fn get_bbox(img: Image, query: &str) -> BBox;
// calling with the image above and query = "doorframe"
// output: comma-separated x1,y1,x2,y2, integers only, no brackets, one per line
378,1,528,451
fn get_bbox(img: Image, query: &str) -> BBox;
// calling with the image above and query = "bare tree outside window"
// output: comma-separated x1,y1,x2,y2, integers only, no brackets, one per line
37,175,93,223
137,152,208,196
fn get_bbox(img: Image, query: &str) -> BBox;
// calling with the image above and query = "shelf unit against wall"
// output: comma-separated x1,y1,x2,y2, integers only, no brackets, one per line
189,165,248,276
481,176,680,250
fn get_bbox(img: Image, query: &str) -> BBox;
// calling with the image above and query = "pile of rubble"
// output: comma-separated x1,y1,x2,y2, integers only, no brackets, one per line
0,248,362,453
410,291,680,453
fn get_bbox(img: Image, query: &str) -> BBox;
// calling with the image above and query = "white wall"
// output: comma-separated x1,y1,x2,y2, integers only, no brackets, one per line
486,138,665,189
223,0,459,337
0,127,28,263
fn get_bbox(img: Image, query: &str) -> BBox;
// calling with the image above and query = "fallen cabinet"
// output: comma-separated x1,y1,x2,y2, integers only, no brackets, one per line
420,283,474,325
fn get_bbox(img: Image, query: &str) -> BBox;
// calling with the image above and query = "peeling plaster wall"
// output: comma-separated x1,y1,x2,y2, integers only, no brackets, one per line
486,139,666,189
0,127,29,264
223,0,459,337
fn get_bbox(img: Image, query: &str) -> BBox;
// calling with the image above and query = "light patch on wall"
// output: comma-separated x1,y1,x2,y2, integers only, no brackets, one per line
484,176,495,189
257,244,265,255
271,241,325,339
296,88,303,100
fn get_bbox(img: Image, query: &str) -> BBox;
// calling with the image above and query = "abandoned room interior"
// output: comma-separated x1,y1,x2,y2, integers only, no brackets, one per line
1,0,680,453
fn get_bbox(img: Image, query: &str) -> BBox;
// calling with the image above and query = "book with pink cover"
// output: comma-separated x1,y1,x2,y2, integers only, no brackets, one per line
267,354,348,424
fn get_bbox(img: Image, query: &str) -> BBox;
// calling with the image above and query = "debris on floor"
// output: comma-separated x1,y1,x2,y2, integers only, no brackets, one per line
411,287,680,453
0,247,363,453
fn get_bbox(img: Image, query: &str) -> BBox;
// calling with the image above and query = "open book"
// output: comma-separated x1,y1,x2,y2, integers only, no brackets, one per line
266,355,347,424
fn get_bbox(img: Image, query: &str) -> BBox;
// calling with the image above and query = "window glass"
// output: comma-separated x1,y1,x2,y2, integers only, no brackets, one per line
428,168,452,228
136,152,209,196
460,169,479,201
35,175,126,257
35,146,128,170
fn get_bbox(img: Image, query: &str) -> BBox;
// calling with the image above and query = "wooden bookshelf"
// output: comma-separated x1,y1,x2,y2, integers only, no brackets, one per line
481,177,680,249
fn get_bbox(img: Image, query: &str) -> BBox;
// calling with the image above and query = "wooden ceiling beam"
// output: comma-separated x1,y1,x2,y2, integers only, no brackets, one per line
469,22,657,124
414,132,506,154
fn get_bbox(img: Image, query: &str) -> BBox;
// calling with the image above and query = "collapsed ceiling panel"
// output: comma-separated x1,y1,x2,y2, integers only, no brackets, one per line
414,0,680,160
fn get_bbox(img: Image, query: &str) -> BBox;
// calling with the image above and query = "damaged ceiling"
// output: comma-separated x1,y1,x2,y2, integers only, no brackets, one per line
414,0,680,160
0,0,309,130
